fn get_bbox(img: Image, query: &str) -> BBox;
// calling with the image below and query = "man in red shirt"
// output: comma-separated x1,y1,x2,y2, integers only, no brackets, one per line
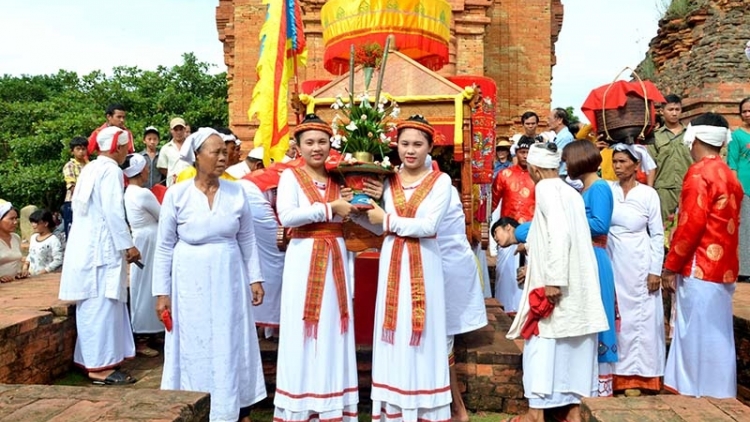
661,112,742,398
88,104,133,156
491,136,536,314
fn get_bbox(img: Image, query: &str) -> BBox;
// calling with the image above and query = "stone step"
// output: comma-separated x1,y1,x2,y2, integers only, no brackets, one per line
581,396,750,421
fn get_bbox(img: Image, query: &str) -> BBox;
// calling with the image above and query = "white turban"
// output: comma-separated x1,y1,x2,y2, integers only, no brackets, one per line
0,200,12,218
96,126,132,153
683,124,731,149
526,143,561,169
221,133,241,146
180,127,221,165
611,143,657,173
123,154,147,178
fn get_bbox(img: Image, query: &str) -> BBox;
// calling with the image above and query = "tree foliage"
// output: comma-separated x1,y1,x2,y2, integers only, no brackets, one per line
0,53,228,211
564,106,581,125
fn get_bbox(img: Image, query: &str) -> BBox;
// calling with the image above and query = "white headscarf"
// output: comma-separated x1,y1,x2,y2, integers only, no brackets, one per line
683,124,732,149
96,126,132,153
179,128,221,165
0,200,12,219
220,133,241,146
123,154,147,178
611,143,657,173
526,143,561,169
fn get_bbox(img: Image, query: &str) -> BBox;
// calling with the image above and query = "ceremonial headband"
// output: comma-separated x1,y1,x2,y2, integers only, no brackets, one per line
293,114,334,137
396,115,435,138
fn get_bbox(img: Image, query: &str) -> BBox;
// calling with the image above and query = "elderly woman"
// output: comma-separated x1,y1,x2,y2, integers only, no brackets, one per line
0,201,27,283
563,140,617,397
153,128,266,422
366,115,454,422
606,144,665,395
123,154,163,357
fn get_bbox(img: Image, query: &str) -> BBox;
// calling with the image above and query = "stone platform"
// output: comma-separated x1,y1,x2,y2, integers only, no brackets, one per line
581,395,750,421
0,384,209,421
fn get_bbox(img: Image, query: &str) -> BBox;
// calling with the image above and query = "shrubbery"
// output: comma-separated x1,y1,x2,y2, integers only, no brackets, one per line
0,53,228,211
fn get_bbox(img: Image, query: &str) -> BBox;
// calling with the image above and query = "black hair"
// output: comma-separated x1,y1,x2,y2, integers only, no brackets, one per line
491,217,519,238
521,111,539,124
105,103,126,117
293,114,329,143
552,107,570,127
739,97,750,115
397,114,434,146
69,136,88,150
664,94,682,105
215,127,235,136
691,112,729,129
517,135,537,149
29,209,56,230
569,122,583,136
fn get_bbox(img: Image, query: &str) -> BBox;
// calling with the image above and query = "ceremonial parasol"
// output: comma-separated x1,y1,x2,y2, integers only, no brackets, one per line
320,0,451,75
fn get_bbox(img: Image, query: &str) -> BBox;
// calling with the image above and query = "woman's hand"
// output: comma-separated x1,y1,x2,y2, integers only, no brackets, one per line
661,269,676,294
545,286,562,304
340,187,354,202
125,247,142,264
363,178,384,201
515,243,527,255
516,266,527,287
155,295,171,319
647,274,661,293
251,282,265,306
366,200,386,225
330,199,354,218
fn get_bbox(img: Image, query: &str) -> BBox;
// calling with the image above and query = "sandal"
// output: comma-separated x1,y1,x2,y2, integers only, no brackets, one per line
92,370,137,386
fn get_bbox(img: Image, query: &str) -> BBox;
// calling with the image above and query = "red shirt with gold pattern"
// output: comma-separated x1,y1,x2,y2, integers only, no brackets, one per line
491,165,536,223
664,155,743,283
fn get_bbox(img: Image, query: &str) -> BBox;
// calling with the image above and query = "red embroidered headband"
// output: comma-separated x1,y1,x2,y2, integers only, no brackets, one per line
396,117,435,138
293,114,333,137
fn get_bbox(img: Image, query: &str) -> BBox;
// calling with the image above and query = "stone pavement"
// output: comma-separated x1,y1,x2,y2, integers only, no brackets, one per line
581,395,750,421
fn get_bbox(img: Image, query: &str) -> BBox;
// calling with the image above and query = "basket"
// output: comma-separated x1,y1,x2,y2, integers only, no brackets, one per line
594,93,649,144
595,67,652,145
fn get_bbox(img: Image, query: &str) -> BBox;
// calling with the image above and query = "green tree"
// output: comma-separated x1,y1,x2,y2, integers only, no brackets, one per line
0,53,228,211
565,106,581,125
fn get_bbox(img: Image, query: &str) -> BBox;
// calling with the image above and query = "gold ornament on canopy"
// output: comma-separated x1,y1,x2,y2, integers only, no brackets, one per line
321,0,451,75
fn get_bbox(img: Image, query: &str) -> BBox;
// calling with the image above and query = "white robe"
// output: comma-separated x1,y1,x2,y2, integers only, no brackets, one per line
153,180,266,422
371,172,452,422
664,275,736,398
124,184,163,334
473,244,492,299
439,187,487,336
508,177,607,408
239,180,284,327
507,177,608,340
490,202,524,310
59,156,136,370
273,169,358,422
607,182,665,379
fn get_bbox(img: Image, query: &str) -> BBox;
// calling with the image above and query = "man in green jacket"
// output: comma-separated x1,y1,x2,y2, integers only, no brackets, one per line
648,94,692,223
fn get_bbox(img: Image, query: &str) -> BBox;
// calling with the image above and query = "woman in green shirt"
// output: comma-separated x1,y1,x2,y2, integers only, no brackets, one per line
727,97,750,279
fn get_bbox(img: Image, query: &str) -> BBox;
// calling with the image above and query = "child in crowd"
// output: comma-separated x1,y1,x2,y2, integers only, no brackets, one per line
25,209,64,276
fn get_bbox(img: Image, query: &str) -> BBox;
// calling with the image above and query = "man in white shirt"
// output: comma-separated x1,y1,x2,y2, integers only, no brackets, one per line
226,146,265,179
59,126,142,385
506,143,608,422
547,108,574,177
157,117,189,186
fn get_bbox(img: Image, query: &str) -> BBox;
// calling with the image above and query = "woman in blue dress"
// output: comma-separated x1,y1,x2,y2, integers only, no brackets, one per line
563,140,617,397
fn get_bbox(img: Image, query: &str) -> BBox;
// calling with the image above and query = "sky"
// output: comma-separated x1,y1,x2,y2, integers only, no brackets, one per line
0,0,664,122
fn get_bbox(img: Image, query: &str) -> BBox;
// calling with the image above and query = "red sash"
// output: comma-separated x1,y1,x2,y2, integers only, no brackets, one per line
290,168,348,338
383,171,442,346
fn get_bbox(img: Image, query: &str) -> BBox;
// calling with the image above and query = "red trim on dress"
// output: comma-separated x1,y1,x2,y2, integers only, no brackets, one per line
371,382,451,395
74,355,134,373
275,386,358,399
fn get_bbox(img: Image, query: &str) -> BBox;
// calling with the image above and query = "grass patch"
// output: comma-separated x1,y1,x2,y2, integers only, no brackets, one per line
52,370,88,386
658,0,703,20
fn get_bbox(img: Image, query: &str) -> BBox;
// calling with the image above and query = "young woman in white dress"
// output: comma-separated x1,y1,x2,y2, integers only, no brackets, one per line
366,115,454,422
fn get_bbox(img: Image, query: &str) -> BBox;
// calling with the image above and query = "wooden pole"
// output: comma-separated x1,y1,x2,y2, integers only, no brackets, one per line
374,36,392,107
349,44,355,102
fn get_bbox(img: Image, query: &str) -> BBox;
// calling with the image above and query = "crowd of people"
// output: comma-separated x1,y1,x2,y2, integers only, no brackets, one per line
0,94,749,422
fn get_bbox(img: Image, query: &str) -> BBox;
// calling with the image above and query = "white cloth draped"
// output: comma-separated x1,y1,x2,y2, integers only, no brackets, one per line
124,185,163,334
153,180,266,422
523,334,598,409
439,187,488,336
507,178,608,340
371,172,453,422
607,182,665,380
664,275,736,398
240,180,284,327
473,244,492,298
494,244,524,313
273,169,358,422
59,156,136,371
